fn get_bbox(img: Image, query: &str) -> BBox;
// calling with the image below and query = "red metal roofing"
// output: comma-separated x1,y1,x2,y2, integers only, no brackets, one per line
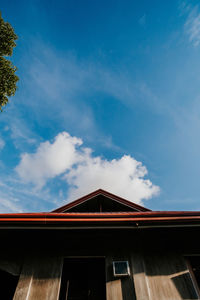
52,189,151,213
0,211,200,227
0,190,200,228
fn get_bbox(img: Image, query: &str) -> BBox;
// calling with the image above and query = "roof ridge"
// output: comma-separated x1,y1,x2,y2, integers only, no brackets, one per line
52,189,151,213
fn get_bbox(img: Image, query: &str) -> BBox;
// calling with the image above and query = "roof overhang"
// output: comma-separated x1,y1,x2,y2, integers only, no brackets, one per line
1,211,200,229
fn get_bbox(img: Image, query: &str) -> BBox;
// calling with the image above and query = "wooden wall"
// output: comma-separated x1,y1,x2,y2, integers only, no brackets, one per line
13,257,63,300
2,227,200,300
13,252,199,300
12,252,200,300
106,255,136,300
131,252,199,300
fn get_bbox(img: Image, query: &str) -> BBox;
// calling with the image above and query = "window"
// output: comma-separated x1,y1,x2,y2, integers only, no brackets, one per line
113,261,130,277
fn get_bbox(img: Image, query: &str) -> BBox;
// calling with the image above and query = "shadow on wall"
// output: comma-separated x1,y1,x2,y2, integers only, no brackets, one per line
133,253,198,300
171,273,197,299
0,268,19,300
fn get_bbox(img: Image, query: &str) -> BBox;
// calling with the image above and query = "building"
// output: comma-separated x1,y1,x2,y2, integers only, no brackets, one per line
1,189,200,300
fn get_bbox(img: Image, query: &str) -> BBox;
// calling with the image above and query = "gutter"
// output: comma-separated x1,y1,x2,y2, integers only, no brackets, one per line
0,212,200,228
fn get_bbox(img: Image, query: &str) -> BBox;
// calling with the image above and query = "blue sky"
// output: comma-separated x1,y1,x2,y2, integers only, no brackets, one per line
1,0,200,212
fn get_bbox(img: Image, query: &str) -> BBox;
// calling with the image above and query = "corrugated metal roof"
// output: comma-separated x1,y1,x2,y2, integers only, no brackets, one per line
0,190,199,228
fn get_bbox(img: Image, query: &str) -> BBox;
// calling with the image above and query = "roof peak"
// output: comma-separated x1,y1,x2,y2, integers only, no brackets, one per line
52,189,151,213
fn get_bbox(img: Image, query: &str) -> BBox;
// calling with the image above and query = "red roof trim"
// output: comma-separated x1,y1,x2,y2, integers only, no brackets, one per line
52,189,151,213
0,211,200,226
2,211,200,218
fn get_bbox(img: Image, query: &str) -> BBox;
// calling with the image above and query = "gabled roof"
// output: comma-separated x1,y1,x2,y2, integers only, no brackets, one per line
52,189,151,213
0,190,200,229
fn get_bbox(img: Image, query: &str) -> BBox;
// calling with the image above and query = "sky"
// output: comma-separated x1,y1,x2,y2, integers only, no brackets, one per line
0,0,200,212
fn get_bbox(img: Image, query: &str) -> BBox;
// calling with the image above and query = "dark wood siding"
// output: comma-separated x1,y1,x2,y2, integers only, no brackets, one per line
1,227,200,299
14,256,63,300
132,252,199,300
106,255,136,300
106,256,123,300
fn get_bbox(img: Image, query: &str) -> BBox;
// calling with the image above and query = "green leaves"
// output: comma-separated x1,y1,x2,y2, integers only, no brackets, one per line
0,12,18,111
0,57,19,110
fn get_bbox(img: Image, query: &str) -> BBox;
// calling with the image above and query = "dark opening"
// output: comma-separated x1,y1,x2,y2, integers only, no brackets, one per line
0,269,19,300
65,195,136,212
59,258,106,300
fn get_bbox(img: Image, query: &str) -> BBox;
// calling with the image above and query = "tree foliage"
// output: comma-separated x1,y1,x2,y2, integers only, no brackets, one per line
0,12,18,110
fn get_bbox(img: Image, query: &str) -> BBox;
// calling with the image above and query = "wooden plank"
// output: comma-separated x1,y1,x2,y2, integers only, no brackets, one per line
131,253,150,300
106,280,123,300
105,254,135,300
28,256,63,300
143,253,198,300
14,256,63,300
121,275,136,300
13,260,33,300
131,252,199,300
105,256,123,300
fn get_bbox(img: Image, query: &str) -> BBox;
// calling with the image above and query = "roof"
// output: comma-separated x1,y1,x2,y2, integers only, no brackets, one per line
0,189,200,229
52,189,151,213
0,211,200,229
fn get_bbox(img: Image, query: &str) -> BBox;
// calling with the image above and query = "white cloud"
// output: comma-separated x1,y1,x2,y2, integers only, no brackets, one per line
65,154,159,203
16,132,82,188
16,132,159,204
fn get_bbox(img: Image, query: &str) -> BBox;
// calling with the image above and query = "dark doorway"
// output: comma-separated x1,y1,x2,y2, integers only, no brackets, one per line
59,258,106,300
0,268,19,300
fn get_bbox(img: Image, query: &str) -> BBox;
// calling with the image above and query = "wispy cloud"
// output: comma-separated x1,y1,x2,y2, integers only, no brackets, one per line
24,45,96,133
6,41,166,152
139,14,146,27
24,42,162,116
0,175,59,213
0,180,24,213
181,1,200,47
16,131,160,204
0,137,5,150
